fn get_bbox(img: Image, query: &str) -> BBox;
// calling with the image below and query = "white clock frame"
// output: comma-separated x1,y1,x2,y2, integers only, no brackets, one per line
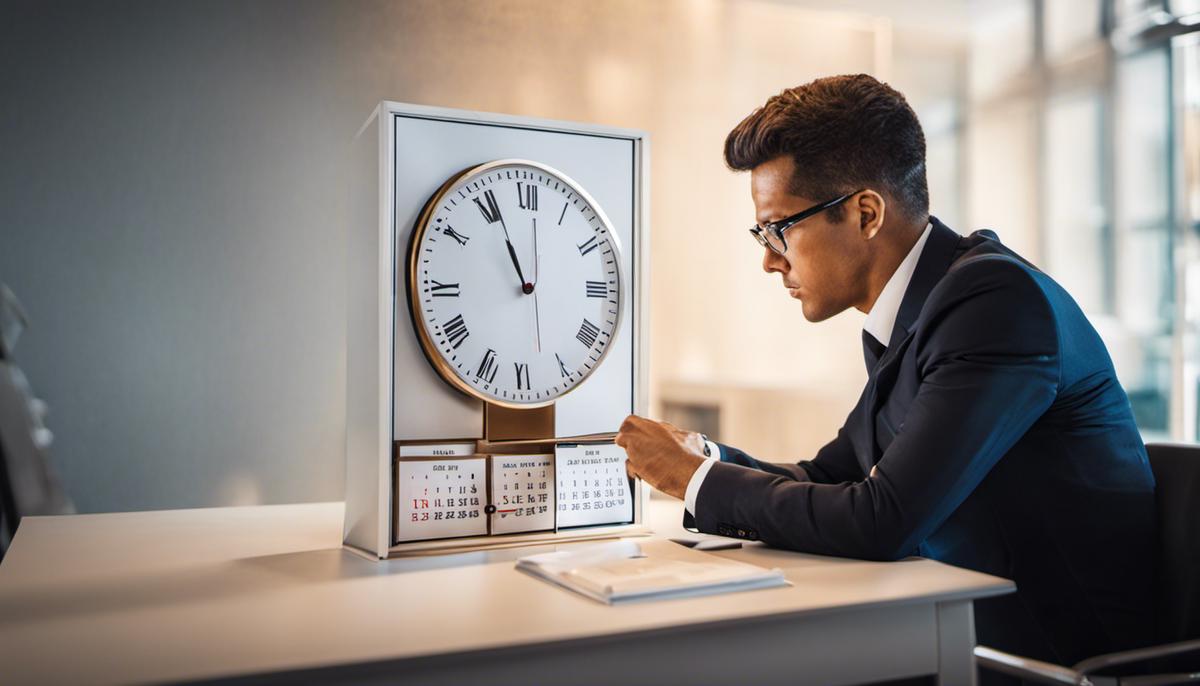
344,101,650,559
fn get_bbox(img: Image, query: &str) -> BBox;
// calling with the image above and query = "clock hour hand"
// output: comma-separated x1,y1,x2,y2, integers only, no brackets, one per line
499,218,534,295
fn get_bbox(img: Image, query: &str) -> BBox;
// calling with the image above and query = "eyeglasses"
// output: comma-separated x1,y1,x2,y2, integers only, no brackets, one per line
749,190,863,255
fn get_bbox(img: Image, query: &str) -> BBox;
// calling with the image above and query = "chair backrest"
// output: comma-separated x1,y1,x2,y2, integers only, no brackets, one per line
1146,442,1200,643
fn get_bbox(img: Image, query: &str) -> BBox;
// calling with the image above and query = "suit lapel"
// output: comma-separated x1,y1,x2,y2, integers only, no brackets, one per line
862,218,964,459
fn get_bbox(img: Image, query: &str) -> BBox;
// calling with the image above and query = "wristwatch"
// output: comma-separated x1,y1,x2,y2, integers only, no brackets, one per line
700,433,712,457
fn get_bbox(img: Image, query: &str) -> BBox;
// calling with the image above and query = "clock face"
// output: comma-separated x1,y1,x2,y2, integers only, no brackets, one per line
407,159,624,408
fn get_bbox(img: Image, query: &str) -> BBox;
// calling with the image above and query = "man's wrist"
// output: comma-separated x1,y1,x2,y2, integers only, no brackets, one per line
667,452,705,500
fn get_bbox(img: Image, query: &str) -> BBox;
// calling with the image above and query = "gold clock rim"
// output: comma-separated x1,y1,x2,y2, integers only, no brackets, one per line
406,158,627,410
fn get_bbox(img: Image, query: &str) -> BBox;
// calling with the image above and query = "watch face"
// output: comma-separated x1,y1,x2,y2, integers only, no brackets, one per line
408,159,624,408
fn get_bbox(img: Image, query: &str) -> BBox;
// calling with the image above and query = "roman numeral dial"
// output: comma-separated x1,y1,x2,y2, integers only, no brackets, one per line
408,160,625,408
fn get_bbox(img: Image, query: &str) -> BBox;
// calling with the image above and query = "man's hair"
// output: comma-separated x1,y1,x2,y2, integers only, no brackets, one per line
724,74,929,222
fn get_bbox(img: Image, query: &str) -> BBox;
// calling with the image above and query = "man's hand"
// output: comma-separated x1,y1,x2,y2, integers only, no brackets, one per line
614,415,707,501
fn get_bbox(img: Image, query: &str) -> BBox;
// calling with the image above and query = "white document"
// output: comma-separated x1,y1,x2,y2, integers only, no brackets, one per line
555,442,633,528
490,454,555,535
394,457,487,542
516,540,789,604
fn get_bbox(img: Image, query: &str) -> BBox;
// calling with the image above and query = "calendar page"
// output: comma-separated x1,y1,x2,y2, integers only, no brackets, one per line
394,457,488,542
555,442,634,529
489,454,555,535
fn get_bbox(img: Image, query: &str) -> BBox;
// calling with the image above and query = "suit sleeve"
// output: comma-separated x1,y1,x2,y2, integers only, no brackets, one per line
682,430,863,530
690,259,1061,560
718,423,865,484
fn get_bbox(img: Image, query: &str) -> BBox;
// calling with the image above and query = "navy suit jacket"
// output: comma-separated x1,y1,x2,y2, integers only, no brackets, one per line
686,218,1157,664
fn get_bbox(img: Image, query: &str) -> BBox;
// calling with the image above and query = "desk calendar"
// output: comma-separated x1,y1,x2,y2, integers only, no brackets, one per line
555,443,633,528
394,445,634,543
395,457,487,542
345,101,648,558
490,454,554,535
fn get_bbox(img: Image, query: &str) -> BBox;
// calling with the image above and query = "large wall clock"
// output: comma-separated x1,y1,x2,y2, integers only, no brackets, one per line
407,160,624,409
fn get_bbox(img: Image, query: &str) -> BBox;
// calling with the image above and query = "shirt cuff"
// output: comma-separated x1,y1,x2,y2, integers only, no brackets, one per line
684,441,721,516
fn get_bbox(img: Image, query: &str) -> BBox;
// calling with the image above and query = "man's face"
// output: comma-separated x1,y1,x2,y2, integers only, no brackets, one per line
751,155,869,322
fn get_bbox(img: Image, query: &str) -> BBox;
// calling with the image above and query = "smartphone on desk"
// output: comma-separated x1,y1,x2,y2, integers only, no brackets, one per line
670,537,743,551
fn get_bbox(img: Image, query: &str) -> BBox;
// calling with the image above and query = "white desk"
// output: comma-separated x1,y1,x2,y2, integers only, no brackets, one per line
0,496,1013,685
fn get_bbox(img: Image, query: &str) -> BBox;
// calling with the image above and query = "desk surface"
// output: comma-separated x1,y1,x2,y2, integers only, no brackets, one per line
0,496,1013,685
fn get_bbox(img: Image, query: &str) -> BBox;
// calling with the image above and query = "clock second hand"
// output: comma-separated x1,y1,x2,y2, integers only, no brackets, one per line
532,217,542,353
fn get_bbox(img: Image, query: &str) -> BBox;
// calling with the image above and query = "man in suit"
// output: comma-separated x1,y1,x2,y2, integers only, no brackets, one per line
615,74,1157,672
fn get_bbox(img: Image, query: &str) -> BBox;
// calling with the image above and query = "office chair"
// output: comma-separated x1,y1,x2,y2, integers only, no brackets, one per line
974,442,1200,685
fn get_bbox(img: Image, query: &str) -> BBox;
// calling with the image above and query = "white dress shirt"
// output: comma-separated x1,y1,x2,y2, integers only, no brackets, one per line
683,222,934,517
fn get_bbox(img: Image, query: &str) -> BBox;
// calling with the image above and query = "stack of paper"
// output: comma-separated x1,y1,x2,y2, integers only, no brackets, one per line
516,539,789,604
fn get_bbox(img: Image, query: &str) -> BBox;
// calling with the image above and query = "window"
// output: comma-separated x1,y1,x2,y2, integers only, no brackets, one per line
1043,92,1108,315
1112,47,1174,437
968,1,1200,441
1044,0,1103,58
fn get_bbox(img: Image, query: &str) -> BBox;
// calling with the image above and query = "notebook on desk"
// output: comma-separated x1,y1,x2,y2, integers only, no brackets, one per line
516,538,789,604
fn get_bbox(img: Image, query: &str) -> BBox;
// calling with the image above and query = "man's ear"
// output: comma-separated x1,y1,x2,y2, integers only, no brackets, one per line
857,191,886,240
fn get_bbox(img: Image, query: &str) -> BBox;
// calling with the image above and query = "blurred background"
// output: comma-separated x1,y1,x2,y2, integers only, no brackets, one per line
1,0,1198,513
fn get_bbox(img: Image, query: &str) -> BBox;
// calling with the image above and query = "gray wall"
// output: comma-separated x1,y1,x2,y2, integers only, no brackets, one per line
0,0,360,511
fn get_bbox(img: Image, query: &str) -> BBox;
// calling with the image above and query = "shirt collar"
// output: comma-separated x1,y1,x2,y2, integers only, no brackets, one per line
863,222,933,347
